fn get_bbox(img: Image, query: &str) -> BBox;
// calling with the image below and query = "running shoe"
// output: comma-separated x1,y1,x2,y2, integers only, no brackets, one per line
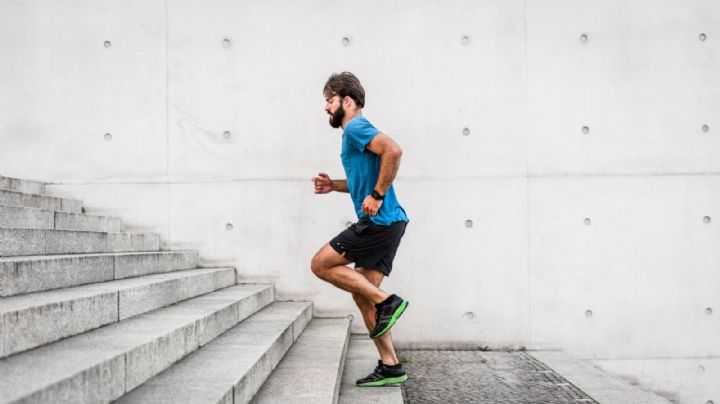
369,294,408,339
356,360,408,387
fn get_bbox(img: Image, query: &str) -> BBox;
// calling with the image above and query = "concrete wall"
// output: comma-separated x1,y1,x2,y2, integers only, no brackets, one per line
1,1,718,402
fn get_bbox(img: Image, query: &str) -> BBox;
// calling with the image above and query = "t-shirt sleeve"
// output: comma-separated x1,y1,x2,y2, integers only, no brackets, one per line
345,118,381,152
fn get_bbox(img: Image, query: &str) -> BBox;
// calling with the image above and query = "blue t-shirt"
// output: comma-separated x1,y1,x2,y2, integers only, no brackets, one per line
341,115,408,226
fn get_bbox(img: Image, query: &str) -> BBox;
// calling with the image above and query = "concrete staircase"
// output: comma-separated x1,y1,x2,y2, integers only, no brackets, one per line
0,174,403,404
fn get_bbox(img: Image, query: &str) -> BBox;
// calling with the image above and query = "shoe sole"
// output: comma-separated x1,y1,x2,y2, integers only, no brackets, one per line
357,374,408,387
371,299,408,339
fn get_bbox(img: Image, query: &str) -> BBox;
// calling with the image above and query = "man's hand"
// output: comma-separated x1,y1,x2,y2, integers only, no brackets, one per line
312,173,334,194
361,195,383,216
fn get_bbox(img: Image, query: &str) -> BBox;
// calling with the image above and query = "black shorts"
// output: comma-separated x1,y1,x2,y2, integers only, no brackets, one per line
329,217,407,276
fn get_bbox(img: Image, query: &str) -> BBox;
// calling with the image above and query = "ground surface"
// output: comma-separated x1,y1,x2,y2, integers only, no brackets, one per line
399,350,599,404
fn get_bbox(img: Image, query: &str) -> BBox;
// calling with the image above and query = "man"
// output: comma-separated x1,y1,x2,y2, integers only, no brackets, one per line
311,72,410,387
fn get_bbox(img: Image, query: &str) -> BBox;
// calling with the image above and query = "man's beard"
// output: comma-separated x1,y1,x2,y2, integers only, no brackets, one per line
329,105,345,128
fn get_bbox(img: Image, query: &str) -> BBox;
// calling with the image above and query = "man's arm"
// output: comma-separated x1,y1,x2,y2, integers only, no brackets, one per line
332,180,349,193
312,173,349,194
366,133,403,195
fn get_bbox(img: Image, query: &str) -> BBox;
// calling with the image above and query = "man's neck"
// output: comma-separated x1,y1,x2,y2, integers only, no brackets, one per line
340,110,361,129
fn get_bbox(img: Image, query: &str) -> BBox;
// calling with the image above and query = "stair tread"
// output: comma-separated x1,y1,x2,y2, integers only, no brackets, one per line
0,267,234,312
0,284,274,403
115,301,312,404
0,250,197,263
338,335,405,404
251,317,351,404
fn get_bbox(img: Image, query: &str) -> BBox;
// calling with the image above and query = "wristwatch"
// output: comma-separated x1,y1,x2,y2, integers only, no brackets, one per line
371,190,385,200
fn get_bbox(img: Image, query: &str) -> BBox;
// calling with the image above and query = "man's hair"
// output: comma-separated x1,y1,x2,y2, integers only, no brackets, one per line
323,72,365,108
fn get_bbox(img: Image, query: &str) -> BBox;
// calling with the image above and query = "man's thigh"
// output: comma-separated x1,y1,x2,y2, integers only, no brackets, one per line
355,267,384,288
313,243,352,269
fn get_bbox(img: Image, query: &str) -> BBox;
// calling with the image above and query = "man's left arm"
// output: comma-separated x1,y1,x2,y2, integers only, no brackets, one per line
360,133,403,216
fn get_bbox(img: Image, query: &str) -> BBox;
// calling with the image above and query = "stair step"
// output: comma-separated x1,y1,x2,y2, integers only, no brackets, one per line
0,267,236,359
0,175,45,195
0,205,122,232
0,229,159,257
115,301,313,404
0,251,198,297
0,189,80,213
251,317,352,404
338,335,404,404
0,283,274,404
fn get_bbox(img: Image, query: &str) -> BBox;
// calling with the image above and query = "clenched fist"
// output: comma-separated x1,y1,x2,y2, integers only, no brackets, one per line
312,172,334,194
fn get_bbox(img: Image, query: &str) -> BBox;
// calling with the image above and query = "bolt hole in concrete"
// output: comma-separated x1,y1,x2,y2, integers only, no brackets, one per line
704,216,711,224
585,310,593,318
345,221,352,228
222,37,232,48
584,218,591,225
707,400,713,404
706,307,713,315
462,127,470,136
225,223,233,231
463,312,475,320
342,36,350,46
461,35,470,45
104,133,112,141
699,33,707,41
580,33,588,43
223,131,231,140
582,126,590,134
702,124,710,133
465,220,473,228
104,40,111,48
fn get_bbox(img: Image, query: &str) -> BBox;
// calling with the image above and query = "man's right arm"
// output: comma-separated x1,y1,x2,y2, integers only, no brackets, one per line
332,180,348,193
313,172,348,194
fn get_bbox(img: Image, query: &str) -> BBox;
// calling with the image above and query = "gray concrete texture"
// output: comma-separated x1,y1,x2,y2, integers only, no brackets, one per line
0,189,80,213
0,251,198,297
0,283,274,404
1,1,718,401
0,205,122,232
252,317,352,404
115,301,312,404
0,228,159,256
339,335,404,404
529,351,674,404
0,175,45,195
0,267,235,358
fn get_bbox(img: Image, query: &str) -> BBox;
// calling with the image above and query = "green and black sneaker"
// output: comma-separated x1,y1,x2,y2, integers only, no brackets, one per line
369,294,408,339
356,360,408,387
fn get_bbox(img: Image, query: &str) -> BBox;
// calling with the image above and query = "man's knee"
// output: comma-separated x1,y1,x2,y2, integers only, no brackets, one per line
310,253,327,279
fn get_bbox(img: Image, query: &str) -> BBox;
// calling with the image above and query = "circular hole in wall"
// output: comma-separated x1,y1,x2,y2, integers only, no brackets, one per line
223,131,232,140
580,33,588,43
463,127,470,136
225,223,234,231
104,133,112,141
461,35,470,45
706,307,713,316
465,220,473,228
704,216,711,224
345,221,353,228
584,218,591,225
582,126,590,134
702,124,710,133
699,33,707,41
342,36,351,46
585,310,593,318
104,40,112,48
222,37,232,48
462,312,475,320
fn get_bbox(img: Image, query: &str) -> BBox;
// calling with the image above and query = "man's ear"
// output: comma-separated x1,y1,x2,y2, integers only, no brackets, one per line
343,96,355,110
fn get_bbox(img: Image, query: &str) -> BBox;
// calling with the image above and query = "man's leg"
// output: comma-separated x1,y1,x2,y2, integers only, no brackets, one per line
311,243,389,305
351,268,399,365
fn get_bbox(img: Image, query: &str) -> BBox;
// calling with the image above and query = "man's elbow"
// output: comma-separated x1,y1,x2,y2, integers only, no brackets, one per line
388,146,403,159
